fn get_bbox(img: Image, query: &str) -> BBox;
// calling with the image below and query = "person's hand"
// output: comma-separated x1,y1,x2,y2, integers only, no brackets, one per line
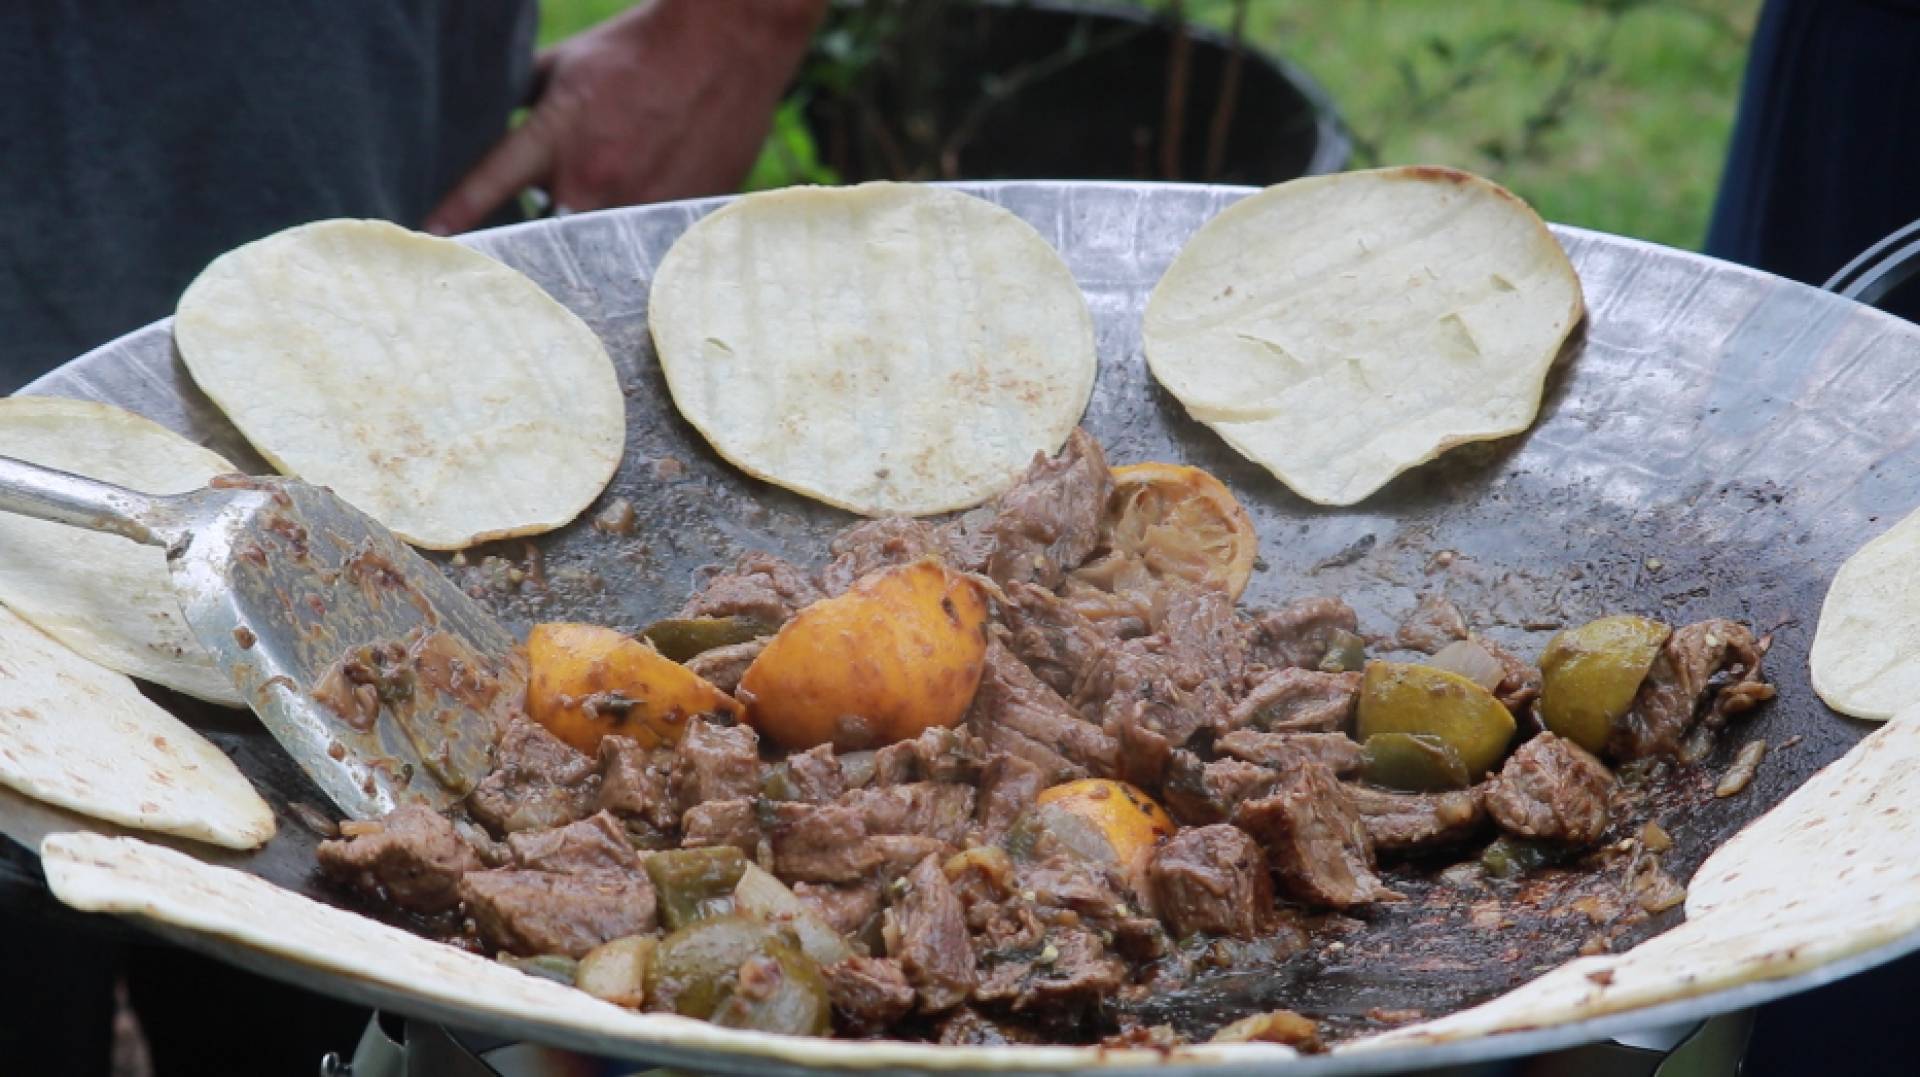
424,0,826,235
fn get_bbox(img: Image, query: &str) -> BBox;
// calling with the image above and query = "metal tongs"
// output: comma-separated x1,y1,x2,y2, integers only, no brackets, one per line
0,455,519,820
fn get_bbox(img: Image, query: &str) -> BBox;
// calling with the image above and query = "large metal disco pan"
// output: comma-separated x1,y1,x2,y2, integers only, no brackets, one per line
4,182,1916,1074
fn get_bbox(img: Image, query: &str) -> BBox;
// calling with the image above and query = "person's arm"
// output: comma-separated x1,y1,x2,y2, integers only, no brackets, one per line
424,0,828,235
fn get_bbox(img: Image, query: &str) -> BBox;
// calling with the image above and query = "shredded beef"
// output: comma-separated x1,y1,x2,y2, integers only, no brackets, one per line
467,719,599,835
779,743,847,803
976,753,1046,839
506,811,637,874
937,1007,1045,1045
825,955,917,1031
680,799,762,856
967,637,1118,782
1345,785,1488,854
1228,668,1361,733
683,639,765,695
1486,733,1613,845
886,855,977,1013
317,804,478,914
1232,761,1389,908
671,718,763,815
770,801,878,883
1215,730,1364,775
999,580,1117,699
1162,751,1281,825
1149,824,1272,939
819,518,940,595
794,881,883,938
1610,620,1772,759
1394,594,1469,653
1247,598,1360,672
975,927,1125,1012
843,782,976,845
459,868,657,958
594,736,677,834
871,726,983,786
941,428,1112,589
677,552,822,625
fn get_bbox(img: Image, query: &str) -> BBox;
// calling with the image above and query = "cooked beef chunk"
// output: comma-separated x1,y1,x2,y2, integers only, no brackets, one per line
1476,635,1543,715
1228,668,1361,733
1486,733,1613,845
937,1007,1045,1045
1148,825,1273,939
1611,620,1772,759
671,718,763,814
1345,786,1488,854
1394,594,1469,653
594,736,677,833
886,855,976,1013
683,638,765,695
870,834,954,877
317,804,479,913
770,801,878,883
778,744,847,803
999,580,1117,699
871,726,984,786
824,955,918,1031
844,782,977,845
1215,730,1365,775
976,753,1046,839
680,798,762,855
1232,761,1388,908
942,428,1112,589
468,719,600,835
459,867,657,958
677,552,822,625
1153,588,1250,702
1162,751,1280,825
1020,853,1131,917
1247,598,1360,671
506,811,638,874
968,638,1119,782
819,517,940,595
975,927,1126,1012
794,881,883,938
1084,593,1244,784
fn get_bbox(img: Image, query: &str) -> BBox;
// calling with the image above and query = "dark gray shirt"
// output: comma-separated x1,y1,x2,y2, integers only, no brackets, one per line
0,1,538,391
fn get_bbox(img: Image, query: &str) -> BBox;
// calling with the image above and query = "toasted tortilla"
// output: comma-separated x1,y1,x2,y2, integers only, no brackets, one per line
38,831,1293,1070
1144,166,1584,506
1809,505,1920,720
1,607,273,848
0,397,242,705
1344,711,1920,1050
174,219,624,550
649,183,1096,516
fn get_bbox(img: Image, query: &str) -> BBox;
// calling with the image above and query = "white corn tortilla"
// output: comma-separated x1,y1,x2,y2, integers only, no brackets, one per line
1808,505,1920,720
1,606,273,849
174,219,625,550
36,715,1920,1066
1144,167,1584,506
1345,710,1920,1051
649,183,1097,516
0,397,243,706
39,831,1295,1071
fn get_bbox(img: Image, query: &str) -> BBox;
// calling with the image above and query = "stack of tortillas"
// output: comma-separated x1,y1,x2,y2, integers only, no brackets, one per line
1145,166,1585,506
175,219,626,550
649,183,1097,516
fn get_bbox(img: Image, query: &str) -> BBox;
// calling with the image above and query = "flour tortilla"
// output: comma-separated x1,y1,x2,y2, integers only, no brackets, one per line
39,831,1294,1070
174,219,624,550
1809,505,1920,720
1144,167,1584,506
0,397,242,705
1,607,273,848
649,183,1097,516
1345,710,1920,1050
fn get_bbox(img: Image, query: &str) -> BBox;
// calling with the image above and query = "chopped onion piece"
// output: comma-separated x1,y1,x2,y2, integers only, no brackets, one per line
1428,640,1506,692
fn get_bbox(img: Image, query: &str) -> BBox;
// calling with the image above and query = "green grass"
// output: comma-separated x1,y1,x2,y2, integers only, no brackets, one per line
538,0,1757,250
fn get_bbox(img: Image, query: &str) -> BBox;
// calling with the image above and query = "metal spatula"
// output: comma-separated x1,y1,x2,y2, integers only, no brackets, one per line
0,455,519,820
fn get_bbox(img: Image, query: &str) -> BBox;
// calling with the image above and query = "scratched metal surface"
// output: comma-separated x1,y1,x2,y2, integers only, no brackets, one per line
5,181,1918,1074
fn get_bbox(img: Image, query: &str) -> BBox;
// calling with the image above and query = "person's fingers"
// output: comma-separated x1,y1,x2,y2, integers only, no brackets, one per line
423,117,557,236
